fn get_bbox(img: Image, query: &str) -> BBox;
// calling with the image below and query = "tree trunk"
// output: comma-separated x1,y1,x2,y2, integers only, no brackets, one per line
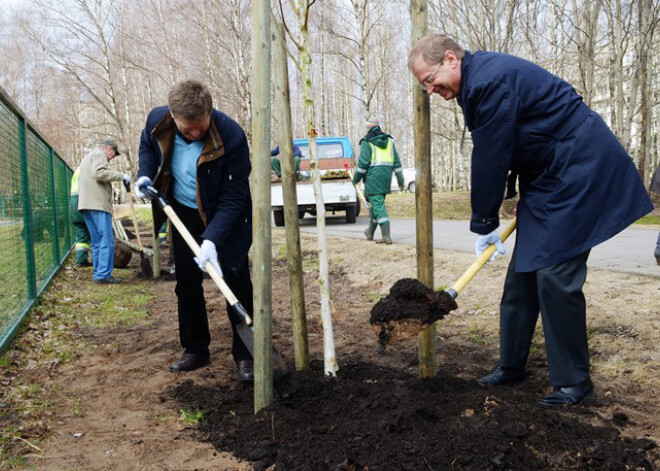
272,20,310,371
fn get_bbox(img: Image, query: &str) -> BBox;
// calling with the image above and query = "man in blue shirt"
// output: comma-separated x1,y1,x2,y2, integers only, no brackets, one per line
136,80,254,383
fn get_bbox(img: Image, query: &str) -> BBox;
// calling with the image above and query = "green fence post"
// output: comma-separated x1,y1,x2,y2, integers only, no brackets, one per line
63,163,72,255
19,117,37,301
48,147,60,263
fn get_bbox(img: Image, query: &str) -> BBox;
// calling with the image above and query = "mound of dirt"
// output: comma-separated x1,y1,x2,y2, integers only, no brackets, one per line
170,360,659,471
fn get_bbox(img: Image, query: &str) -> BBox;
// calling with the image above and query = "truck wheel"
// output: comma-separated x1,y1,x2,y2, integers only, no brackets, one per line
345,203,357,223
355,200,361,217
273,209,285,227
408,182,416,193
298,208,305,219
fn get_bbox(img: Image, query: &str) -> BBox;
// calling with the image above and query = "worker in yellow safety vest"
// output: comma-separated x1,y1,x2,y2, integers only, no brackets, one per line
69,166,92,267
352,115,404,244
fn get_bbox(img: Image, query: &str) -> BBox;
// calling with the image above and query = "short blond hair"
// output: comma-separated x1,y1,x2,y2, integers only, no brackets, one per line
408,34,465,69
168,80,213,120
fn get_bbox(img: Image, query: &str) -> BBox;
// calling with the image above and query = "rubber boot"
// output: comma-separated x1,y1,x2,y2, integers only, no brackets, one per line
364,222,377,241
376,222,392,244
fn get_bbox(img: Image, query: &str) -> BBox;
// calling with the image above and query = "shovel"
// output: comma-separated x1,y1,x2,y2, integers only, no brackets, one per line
446,217,517,300
140,185,289,381
373,218,517,345
123,180,154,278
344,162,370,210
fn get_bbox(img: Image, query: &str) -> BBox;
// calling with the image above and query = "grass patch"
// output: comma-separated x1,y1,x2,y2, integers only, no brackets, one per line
461,326,494,345
179,408,207,426
0,257,154,469
386,191,473,219
362,292,381,303
115,204,153,227
635,214,660,225
303,256,320,272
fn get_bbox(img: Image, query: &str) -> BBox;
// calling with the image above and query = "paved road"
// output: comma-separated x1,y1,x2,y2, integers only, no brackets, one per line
294,215,660,278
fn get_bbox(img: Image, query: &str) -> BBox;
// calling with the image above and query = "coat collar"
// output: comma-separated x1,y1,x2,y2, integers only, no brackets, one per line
457,50,472,109
151,109,225,165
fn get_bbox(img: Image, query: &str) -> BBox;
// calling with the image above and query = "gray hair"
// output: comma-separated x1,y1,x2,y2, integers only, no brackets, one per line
408,34,465,69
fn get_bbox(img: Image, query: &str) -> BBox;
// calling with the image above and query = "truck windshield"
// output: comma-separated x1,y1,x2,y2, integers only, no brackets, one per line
299,143,344,159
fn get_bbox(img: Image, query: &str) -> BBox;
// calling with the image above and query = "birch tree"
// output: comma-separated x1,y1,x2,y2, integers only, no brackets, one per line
31,0,135,172
278,0,338,376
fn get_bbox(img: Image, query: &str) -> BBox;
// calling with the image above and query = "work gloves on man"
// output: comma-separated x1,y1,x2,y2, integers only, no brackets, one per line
122,174,132,186
134,176,153,199
195,239,223,277
132,175,221,277
475,229,506,262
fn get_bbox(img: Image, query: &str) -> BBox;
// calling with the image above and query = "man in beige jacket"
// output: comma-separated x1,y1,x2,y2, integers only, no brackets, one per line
78,139,131,284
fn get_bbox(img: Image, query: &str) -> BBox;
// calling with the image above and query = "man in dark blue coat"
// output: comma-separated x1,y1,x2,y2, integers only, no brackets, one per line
409,34,653,406
651,164,660,264
135,80,255,383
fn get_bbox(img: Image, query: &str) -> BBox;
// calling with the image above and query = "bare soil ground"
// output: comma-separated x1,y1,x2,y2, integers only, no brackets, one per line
3,224,660,470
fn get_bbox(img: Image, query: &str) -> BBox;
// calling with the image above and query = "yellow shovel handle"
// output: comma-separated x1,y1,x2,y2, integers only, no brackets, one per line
448,218,517,298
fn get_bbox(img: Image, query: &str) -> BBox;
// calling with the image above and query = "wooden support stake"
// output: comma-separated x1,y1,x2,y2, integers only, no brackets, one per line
251,0,273,413
411,0,435,378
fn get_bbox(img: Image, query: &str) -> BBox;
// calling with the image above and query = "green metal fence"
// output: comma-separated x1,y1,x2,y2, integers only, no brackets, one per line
0,86,73,354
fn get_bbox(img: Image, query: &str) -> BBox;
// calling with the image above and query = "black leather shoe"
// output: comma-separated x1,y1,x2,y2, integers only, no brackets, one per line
538,378,593,406
77,260,93,267
94,276,121,284
169,353,210,372
237,359,254,384
478,363,525,387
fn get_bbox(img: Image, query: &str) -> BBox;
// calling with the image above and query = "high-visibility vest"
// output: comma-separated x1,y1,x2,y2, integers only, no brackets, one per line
369,140,394,167
70,167,81,196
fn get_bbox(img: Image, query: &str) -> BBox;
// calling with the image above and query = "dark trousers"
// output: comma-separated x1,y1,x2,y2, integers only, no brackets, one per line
499,244,590,386
170,200,253,363
69,195,91,264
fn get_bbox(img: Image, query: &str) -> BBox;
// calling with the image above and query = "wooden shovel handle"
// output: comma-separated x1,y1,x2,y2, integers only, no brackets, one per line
344,162,370,209
161,203,253,325
448,217,517,299
127,197,144,249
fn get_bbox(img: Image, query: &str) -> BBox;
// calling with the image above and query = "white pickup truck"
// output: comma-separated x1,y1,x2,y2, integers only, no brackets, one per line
271,137,360,226
391,167,416,192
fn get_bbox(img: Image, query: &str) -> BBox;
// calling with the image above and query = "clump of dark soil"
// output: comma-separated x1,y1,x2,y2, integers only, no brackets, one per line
368,278,459,346
169,360,659,471
369,278,458,325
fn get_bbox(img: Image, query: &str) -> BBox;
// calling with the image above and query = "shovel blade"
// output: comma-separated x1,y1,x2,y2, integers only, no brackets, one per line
235,323,289,382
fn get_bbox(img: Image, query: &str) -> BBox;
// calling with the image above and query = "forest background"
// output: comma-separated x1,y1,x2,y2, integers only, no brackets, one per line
0,0,659,191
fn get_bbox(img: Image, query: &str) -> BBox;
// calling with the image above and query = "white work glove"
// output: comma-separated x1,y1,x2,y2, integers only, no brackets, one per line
134,176,153,199
122,174,131,186
194,239,223,276
475,229,506,262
